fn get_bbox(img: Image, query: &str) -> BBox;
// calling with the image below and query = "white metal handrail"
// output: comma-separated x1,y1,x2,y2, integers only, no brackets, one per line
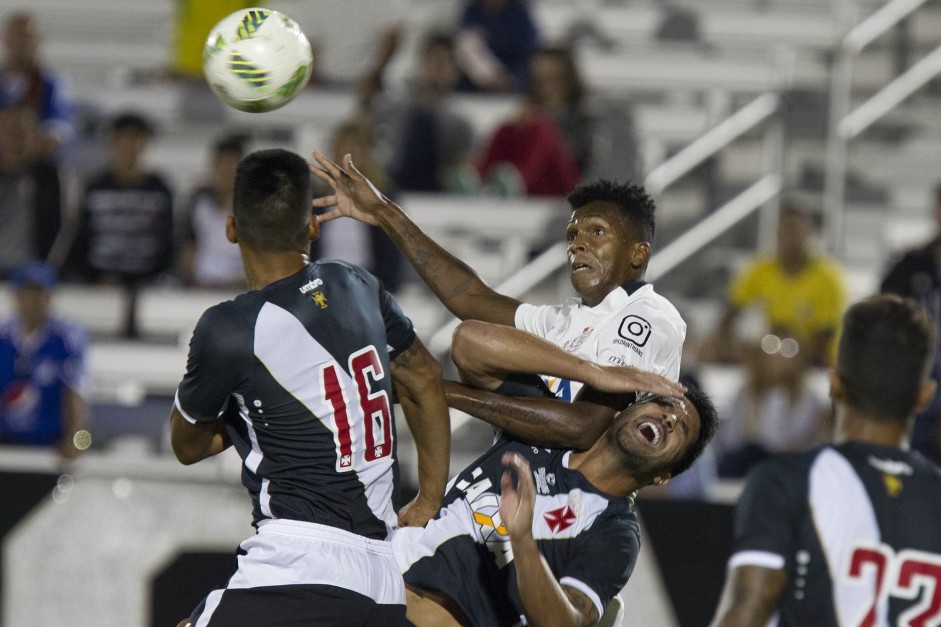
644,93,781,195
823,0,940,253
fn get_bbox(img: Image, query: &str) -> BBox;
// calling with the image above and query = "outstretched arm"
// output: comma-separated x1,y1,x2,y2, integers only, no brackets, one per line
711,565,788,627
390,337,451,527
500,453,600,627
445,380,614,450
451,319,686,398
310,151,521,325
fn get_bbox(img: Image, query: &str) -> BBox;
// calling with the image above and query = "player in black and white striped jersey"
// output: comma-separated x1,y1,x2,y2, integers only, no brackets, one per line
169,148,451,627
712,294,941,627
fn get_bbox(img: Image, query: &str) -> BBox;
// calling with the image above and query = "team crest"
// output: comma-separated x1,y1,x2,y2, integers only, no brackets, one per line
311,291,328,309
544,505,577,533
883,474,903,497
563,326,593,353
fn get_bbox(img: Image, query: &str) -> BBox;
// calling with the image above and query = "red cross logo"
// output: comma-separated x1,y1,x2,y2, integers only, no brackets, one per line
544,505,577,533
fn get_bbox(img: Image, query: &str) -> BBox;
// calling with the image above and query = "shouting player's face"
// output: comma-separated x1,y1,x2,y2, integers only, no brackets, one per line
565,201,647,307
609,395,701,481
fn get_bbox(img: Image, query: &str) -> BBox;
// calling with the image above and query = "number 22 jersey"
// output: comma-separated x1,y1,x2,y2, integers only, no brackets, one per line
729,442,941,626
174,260,416,540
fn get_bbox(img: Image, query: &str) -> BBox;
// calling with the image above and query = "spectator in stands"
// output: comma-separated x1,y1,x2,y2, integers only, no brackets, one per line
528,46,594,174
373,33,475,194
703,204,847,368
454,0,539,93
716,339,829,477
180,133,247,289
880,184,941,464
67,112,174,337
0,261,88,459
169,1,256,80
0,12,74,158
0,105,62,275
312,119,404,293
268,0,404,94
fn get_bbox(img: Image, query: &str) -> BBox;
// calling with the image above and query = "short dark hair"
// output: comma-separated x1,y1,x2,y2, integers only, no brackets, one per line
669,385,718,477
567,180,656,243
422,32,453,54
838,294,935,420
233,149,312,252
110,112,154,137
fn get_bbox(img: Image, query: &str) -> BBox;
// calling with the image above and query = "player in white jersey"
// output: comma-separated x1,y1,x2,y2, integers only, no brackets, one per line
170,149,451,627
310,153,686,403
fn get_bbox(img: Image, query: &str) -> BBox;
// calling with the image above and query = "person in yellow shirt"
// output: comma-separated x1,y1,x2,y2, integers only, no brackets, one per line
707,205,847,367
170,1,260,79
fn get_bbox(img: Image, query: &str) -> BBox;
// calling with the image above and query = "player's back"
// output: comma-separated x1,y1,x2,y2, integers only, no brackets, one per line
176,260,416,539
740,442,941,626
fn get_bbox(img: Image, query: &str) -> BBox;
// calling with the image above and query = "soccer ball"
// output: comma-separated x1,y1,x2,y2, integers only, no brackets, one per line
203,8,313,113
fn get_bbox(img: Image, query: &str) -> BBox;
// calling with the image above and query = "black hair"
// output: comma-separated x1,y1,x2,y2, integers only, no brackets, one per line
232,149,312,252
838,294,935,421
668,385,718,477
567,179,656,243
109,112,155,137
422,32,454,53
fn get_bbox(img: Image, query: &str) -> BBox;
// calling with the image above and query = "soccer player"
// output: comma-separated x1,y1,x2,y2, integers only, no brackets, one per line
169,149,451,626
397,376,718,626
310,152,686,402
711,294,941,627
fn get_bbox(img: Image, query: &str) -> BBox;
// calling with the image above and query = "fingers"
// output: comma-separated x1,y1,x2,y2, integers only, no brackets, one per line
315,209,344,224
308,162,336,188
501,452,533,498
312,195,338,208
312,150,345,179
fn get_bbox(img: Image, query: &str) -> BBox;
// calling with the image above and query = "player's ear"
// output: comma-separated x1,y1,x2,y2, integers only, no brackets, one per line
916,379,937,413
308,214,320,241
828,369,845,402
630,241,651,269
226,215,238,244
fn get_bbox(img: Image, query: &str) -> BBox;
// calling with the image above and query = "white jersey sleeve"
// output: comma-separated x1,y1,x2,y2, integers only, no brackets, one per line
514,302,565,337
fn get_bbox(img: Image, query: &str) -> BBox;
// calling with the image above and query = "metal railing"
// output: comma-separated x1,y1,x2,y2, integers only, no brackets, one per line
428,93,785,356
823,0,941,253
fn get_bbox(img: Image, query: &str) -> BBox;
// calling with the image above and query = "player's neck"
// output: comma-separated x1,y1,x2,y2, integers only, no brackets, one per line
241,249,309,290
569,448,641,496
834,409,912,449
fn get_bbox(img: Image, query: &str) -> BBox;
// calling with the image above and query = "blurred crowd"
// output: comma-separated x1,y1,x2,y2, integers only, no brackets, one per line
1,2,939,481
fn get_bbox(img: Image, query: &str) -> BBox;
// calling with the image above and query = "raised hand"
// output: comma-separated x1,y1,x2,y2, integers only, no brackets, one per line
499,452,536,539
587,364,686,398
308,151,394,227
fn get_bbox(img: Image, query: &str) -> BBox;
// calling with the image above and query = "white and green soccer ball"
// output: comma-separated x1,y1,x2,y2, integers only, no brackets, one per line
203,8,313,113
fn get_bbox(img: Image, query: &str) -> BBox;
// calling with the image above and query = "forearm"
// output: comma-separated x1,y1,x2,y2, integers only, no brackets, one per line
169,409,230,465
712,566,788,627
371,199,519,324
452,320,606,389
397,380,451,504
512,534,590,627
444,381,610,449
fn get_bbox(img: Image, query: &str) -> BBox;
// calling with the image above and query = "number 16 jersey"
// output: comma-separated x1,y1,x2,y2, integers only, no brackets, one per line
174,260,416,540
729,442,941,626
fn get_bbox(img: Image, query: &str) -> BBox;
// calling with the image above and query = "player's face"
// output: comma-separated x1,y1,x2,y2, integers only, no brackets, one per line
566,201,644,307
610,395,701,479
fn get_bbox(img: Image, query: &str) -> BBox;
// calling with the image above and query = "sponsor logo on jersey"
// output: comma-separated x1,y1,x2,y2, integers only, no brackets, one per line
618,315,652,347
544,505,577,533
311,291,328,309
563,326,593,353
533,466,556,494
298,278,324,294
867,455,913,476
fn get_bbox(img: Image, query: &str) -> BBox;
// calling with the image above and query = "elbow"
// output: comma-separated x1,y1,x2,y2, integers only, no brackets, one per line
450,320,491,373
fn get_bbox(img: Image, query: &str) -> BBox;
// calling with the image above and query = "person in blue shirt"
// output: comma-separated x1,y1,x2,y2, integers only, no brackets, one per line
0,261,88,458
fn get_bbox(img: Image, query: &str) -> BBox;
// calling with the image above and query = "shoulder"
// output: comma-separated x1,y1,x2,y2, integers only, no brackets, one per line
738,256,778,278
626,286,685,326
46,317,88,350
